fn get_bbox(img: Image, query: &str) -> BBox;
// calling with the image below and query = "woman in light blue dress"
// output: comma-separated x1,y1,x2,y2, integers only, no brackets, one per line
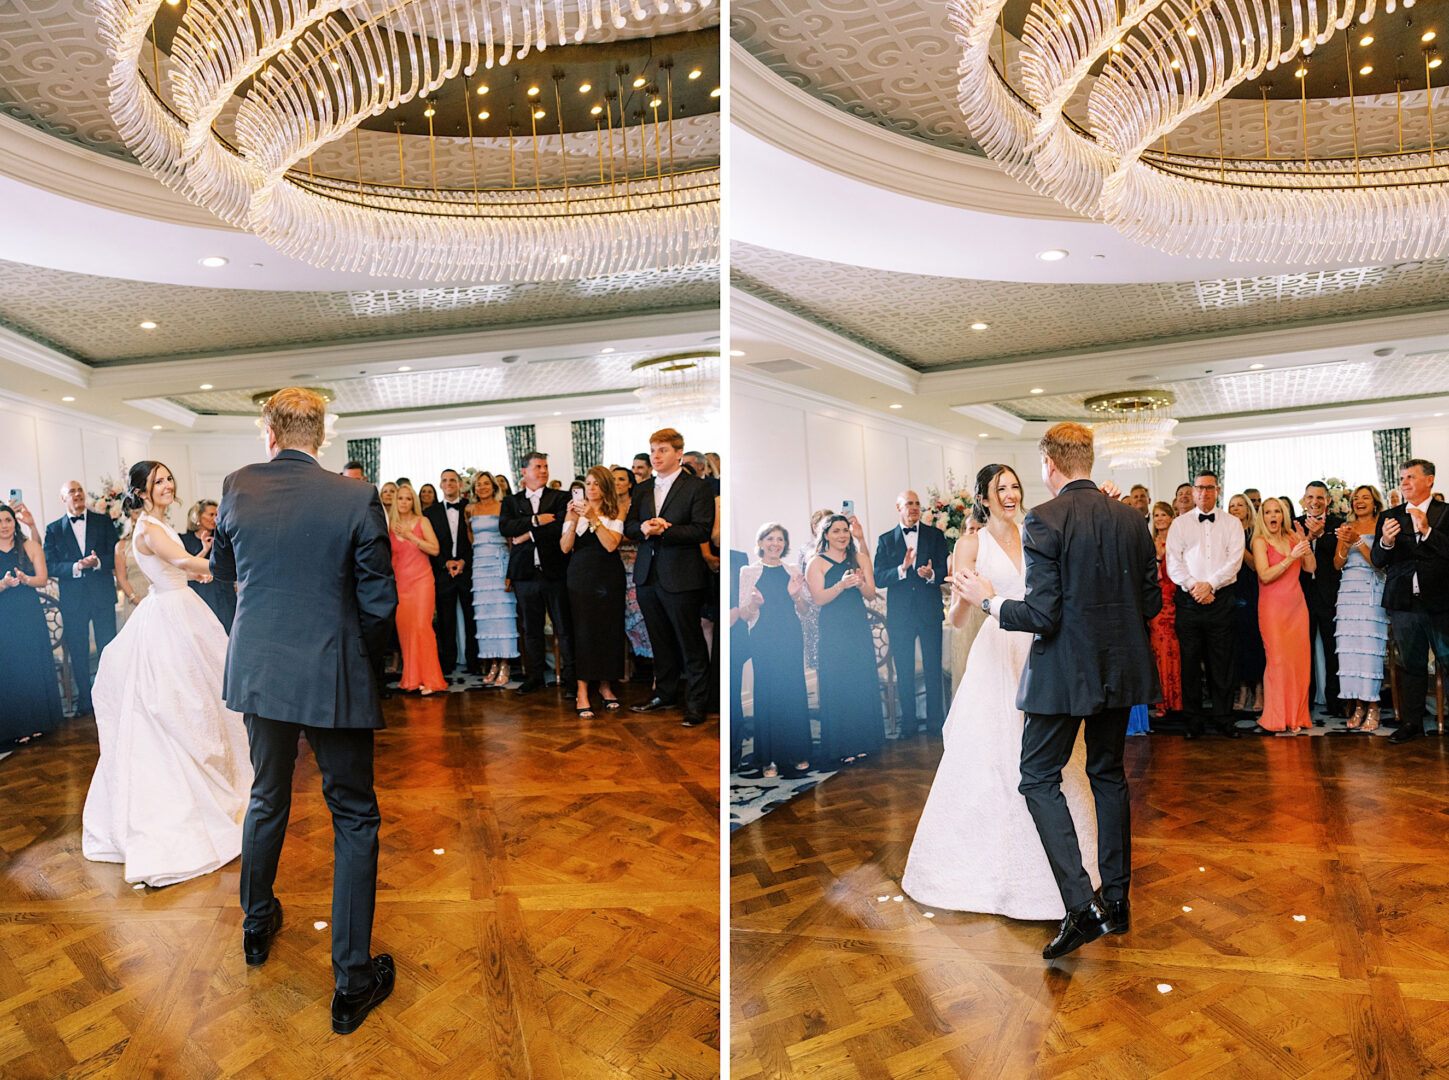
1335,485,1389,731
469,472,519,687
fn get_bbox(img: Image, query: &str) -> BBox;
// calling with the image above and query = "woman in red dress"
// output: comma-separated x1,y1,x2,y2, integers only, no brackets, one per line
1149,501,1182,719
1253,497,1315,733
388,482,448,695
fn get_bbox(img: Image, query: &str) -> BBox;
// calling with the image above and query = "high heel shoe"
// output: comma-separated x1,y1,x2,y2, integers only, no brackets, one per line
1363,705,1380,732
1347,705,1364,730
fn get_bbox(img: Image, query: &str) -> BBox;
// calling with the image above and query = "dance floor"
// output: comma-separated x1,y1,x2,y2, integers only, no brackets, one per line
731,733,1449,1079
0,688,720,1079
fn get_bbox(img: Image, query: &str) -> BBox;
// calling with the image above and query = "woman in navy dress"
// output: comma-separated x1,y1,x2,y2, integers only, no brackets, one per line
739,523,811,776
561,467,627,718
806,513,883,764
0,502,61,744
182,499,235,632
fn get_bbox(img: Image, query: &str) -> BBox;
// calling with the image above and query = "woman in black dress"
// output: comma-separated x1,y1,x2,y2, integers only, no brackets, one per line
561,466,626,718
739,523,811,777
806,513,883,764
1227,493,1265,713
182,499,236,632
0,502,62,744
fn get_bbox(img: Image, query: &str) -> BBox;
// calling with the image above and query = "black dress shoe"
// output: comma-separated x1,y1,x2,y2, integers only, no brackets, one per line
1100,896,1130,935
1220,724,1242,739
1389,724,1424,745
630,697,676,713
514,679,545,695
243,903,283,966
331,954,396,1035
1042,901,1111,960
680,714,705,728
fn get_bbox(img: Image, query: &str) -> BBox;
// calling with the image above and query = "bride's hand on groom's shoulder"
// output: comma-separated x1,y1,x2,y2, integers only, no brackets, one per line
1099,481,1122,499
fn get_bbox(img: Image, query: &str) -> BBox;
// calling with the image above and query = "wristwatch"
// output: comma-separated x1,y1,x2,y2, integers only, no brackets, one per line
981,597,992,615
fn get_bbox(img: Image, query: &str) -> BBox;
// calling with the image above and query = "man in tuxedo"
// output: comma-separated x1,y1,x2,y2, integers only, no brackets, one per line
873,490,949,735
1372,458,1449,744
210,388,398,1035
632,454,653,486
424,468,479,676
1297,481,1345,719
957,422,1161,960
44,480,118,715
342,461,367,480
626,428,715,727
683,451,720,496
499,451,573,693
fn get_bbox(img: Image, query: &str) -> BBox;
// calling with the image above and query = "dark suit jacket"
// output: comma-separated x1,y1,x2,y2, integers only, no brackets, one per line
624,470,714,593
1371,501,1449,614
424,501,472,584
44,509,117,610
210,449,397,729
872,523,950,625
1295,513,1345,616
498,487,571,582
999,479,1163,716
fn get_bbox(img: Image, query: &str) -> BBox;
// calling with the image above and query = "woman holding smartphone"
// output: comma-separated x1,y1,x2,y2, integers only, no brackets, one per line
561,467,626,717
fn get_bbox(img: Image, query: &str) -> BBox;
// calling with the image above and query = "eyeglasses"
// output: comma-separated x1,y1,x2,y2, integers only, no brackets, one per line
1193,484,1217,491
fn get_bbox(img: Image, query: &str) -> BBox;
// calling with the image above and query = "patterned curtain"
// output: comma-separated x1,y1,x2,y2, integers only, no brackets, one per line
505,424,536,483
1372,428,1412,494
345,438,380,484
571,419,606,475
1186,444,1225,488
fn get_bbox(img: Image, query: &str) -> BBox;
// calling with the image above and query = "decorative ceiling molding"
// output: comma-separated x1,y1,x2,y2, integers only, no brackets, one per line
0,322,91,388
124,396,198,428
950,402,1027,435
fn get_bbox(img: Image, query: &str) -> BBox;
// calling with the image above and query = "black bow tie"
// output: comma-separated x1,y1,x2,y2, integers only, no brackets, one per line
70,514,85,523
444,501,466,510
902,526,917,535
1199,513,1215,523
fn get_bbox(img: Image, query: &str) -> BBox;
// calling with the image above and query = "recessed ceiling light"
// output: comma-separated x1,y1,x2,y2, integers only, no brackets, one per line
476,84,488,95
633,77,646,88
1360,64,1373,75
1036,248,1069,261
589,105,602,115
552,411,562,416
978,432,989,438
729,349,745,356
648,97,662,108
62,396,75,402
478,110,489,120
423,103,436,117
1295,67,1307,78
710,87,720,98
527,86,540,96
199,383,213,390
688,69,702,79
600,346,615,353
533,109,545,119
888,403,903,409
1249,362,1265,369
578,82,592,93
1030,387,1045,394
1424,30,1437,42
152,424,163,430
1359,34,1374,45
398,365,412,372
1436,412,1445,417
970,322,989,331
1432,57,1444,69
199,255,228,267
139,320,158,329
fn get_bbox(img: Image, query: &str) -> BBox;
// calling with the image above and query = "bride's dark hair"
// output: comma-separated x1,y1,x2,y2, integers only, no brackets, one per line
120,460,168,514
972,464,1021,524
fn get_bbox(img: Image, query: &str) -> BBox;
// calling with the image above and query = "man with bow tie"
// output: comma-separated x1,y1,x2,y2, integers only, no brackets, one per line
43,480,119,715
1296,481,1346,720
423,468,479,677
873,490,950,736
1164,470,1244,739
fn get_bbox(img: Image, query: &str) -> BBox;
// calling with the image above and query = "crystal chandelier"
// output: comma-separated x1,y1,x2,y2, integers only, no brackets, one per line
631,350,719,422
97,0,720,281
1086,390,1178,469
952,0,1449,262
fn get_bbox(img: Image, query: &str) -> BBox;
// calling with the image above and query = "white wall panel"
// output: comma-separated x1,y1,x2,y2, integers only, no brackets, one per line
730,392,809,553
906,438,945,506
81,429,122,491
35,417,87,517
805,411,869,540
862,426,909,546
0,408,41,517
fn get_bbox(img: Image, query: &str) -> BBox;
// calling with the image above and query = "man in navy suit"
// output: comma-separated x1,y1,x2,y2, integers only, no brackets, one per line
499,451,574,693
44,480,118,715
424,468,479,676
873,490,950,735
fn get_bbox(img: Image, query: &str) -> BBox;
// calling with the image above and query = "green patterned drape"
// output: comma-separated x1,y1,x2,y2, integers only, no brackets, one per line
571,419,605,474
1372,428,1412,494
1187,444,1225,488
345,438,380,483
505,424,536,483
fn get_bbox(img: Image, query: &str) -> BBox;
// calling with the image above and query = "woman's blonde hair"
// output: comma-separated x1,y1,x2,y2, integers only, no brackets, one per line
1251,496,1290,547
388,480,420,534
1150,501,1176,539
187,498,217,531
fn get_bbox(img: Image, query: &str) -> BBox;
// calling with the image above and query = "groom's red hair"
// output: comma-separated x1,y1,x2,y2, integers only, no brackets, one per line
261,387,327,451
1039,422,1094,478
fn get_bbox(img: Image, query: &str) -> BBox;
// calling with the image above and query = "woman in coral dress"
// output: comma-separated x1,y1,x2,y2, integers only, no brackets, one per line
1147,501,1182,721
1253,497,1315,733
388,482,448,695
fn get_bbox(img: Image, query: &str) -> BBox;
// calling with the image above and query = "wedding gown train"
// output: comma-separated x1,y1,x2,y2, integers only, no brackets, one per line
901,528,1099,920
82,514,253,887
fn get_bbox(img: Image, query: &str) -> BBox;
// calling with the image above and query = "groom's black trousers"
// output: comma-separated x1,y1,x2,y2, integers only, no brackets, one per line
242,715,380,995
1018,707,1131,912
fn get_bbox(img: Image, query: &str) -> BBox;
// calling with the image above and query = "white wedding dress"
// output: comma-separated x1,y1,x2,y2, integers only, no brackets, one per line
82,514,253,887
901,527,1100,920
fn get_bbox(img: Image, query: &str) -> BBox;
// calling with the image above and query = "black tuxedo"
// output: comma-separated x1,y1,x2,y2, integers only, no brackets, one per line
44,509,119,713
997,479,1161,912
1296,513,1345,712
499,487,574,684
210,449,397,995
624,470,714,719
1372,500,1449,734
872,522,950,732
424,500,478,674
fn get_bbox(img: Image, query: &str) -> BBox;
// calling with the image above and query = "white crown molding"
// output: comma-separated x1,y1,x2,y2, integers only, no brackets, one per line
951,403,1028,435
0,385,156,439
731,289,920,394
124,397,199,429
0,324,91,388
332,392,650,436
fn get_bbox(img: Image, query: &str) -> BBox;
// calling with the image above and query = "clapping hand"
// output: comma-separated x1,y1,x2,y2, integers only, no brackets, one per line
1382,517,1402,545
916,558,934,581
642,516,671,537
0,569,19,591
786,570,804,598
839,568,863,590
1288,522,1311,559
1335,522,1357,544
901,544,917,573
1407,504,1429,536
1305,515,1325,540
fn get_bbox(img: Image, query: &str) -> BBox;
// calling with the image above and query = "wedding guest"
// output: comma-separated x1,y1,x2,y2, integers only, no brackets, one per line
114,507,148,629
1128,485,1151,520
1388,490,1403,508
1173,482,1195,517
0,502,61,744
632,454,653,486
494,475,513,498
183,498,236,632
1374,459,1449,744
424,469,479,676
613,467,652,668
1296,481,1344,719
1254,498,1315,733
625,430,714,726
500,452,574,694
467,472,516,687
44,480,118,716
1148,502,1182,720
683,451,719,495
1226,494,1265,713
729,548,751,773
738,523,811,777
796,508,836,670
706,453,721,484
806,513,884,764
1335,485,1388,731
873,490,949,736
379,482,397,512
388,483,447,694
418,484,438,512
1244,488,1263,514
569,478,586,501
560,467,626,717
1165,470,1244,738
548,480,563,490
342,462,367,481
1278,495,1297,521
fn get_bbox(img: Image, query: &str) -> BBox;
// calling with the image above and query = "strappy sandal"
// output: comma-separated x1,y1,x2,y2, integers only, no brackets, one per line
600,696,622,711
576,706,595,719
1347,705,1364,730
1363,705,1380,732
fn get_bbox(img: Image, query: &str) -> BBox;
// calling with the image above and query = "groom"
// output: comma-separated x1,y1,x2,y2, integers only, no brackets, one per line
957,422,1161,960
210,388,399,1034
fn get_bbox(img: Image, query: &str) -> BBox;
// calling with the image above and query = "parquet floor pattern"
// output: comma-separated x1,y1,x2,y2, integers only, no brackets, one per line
731,734,1449,1079
0,687,720,1079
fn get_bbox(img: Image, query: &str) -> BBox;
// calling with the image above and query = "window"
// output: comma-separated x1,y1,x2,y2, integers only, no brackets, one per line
1222,430,1378,505
604,414,724,470
377,427,508,490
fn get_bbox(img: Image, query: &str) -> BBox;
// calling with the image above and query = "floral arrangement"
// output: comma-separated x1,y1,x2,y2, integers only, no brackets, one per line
921,471,975,540
1323,477,1353,517
88,473,129,524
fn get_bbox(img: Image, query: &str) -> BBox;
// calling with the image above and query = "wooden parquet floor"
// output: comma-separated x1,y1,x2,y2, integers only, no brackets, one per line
0,685,720,1080
731,733,1449,1079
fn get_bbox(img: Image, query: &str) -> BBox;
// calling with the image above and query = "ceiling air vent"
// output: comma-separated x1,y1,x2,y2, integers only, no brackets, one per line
749,357,815,375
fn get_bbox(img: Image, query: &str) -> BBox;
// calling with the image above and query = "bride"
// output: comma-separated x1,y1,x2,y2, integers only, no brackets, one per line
901,464,1099,920
82,461,254,887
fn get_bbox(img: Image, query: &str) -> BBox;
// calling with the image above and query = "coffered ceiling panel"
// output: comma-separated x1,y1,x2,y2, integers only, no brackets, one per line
0,258,719,364
732,242,1449,369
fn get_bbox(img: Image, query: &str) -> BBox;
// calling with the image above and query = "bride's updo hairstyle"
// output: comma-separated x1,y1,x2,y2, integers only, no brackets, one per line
121,460,168,514
972,464,1020,525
